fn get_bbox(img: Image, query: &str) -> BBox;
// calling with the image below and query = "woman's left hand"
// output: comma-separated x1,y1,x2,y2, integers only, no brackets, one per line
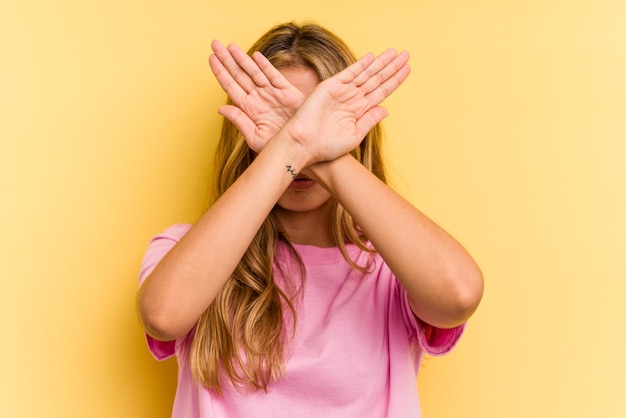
209,40,304,153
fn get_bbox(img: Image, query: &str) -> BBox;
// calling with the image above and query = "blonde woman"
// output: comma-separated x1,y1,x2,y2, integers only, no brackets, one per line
137,22,483,418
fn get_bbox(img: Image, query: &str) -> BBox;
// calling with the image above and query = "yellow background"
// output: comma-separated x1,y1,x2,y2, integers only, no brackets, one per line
2,0,625,417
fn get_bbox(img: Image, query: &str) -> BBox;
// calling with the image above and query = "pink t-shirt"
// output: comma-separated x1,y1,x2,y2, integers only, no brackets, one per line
139,224,465,418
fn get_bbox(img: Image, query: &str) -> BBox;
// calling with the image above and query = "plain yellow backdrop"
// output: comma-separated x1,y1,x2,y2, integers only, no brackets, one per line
1,0,625,417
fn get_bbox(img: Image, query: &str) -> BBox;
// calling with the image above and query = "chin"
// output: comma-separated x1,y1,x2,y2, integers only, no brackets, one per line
275,189,335,215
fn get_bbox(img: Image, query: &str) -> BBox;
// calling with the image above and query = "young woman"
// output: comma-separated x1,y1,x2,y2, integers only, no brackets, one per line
137,22,483,418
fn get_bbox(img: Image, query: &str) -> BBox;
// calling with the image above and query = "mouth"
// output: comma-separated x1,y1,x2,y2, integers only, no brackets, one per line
288,176,315,189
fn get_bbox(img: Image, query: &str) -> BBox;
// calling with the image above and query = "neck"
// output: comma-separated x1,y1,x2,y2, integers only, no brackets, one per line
274,200,336,248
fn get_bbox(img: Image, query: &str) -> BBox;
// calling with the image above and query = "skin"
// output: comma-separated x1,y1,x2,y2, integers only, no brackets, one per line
272,67,335,247
137,40,484,342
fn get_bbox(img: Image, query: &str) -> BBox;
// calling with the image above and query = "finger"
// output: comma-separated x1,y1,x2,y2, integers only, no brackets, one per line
334,52,376,84
364,61,411,105
227,43,272,89
358,50,410,95
218,104,255,140
352,48,398,87
211,40,257,94
251,51,294,90
355,106,389,138
209,53,248,104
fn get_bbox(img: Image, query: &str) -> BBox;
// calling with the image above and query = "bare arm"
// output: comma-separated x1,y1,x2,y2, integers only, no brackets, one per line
137,132,311,341
137,44,411,341
307,156,484,328
202,41,481,328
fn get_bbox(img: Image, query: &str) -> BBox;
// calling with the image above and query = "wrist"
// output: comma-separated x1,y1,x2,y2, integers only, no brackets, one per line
277,120,317,171
303,154,355,191
265,126,316,179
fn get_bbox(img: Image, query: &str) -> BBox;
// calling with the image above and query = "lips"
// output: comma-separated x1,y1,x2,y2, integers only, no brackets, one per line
288,175,315,189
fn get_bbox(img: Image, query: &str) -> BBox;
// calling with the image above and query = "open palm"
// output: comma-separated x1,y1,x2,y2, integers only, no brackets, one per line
209,40,305,153
286,48,411,164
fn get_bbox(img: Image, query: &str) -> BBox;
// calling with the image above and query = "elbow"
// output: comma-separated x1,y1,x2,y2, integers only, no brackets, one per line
137,289,190,342
139,309,175,342
417,268,484,329
138,301,176,342
446,267,484,326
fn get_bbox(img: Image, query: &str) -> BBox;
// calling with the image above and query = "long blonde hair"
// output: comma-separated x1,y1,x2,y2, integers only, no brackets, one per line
189,22,388,394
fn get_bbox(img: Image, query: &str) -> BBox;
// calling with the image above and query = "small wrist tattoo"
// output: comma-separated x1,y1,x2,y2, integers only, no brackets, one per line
286,165,297,179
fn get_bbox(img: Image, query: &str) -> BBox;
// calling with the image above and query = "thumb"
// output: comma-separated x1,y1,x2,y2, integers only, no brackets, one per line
355,106,388,138
218,105,255,140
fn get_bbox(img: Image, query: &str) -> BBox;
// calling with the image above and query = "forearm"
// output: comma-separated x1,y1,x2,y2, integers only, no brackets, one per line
307,155,483,328
138,131,311,341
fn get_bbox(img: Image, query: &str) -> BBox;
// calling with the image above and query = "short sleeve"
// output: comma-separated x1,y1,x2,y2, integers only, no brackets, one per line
399,285,466,356
138,223,192,360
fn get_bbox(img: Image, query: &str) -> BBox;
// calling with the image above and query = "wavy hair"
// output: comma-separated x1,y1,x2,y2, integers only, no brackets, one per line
189,22,388,394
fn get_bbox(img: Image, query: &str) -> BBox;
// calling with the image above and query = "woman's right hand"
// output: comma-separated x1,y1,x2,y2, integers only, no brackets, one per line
284,48,411,166
210,41,410,165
